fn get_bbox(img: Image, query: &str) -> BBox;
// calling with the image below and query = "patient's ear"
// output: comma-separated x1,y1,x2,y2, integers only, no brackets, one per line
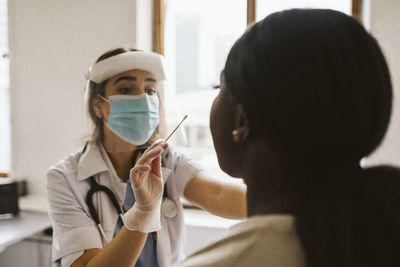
232,105,250,143
92,98,104,119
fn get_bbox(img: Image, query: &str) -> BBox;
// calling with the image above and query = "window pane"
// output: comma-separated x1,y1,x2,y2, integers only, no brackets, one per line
164,0,246,180
0,0,10,173
256,0,352,21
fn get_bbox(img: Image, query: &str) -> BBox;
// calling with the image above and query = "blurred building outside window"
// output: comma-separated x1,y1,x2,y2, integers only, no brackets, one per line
164,0,247,183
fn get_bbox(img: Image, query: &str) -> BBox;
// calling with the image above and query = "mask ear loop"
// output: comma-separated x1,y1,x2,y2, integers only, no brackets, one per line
96,95,110,124
97,95,109,103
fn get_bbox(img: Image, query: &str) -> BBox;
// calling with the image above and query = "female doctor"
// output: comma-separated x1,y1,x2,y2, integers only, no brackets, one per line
46,48,247,267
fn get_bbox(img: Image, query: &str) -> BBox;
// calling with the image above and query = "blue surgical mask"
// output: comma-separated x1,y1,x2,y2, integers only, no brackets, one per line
99,94,160,145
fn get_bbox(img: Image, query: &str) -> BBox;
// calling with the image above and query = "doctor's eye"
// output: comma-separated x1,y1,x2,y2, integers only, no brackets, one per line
118,87,133,94
145,88,156,95
212,84,220,90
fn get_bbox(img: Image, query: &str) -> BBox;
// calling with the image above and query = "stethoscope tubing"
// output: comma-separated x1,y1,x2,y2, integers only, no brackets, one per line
83,143,177,245
85,176,123,245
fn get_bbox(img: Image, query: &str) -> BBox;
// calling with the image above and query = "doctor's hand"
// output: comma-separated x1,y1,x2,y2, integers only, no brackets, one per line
130,139,168,211
122,139,168,233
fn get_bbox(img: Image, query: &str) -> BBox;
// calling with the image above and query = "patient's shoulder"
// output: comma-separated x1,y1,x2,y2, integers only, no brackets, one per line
178,214,306,267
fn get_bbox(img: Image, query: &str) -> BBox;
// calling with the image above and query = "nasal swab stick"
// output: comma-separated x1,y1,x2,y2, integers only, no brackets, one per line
164,115,188,143
135,115,188,150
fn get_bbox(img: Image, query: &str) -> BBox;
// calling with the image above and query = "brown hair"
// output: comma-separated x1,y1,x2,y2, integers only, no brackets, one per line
85,47,165,145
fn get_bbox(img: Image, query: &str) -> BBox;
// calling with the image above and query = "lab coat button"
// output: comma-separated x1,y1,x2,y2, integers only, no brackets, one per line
124,205,131,212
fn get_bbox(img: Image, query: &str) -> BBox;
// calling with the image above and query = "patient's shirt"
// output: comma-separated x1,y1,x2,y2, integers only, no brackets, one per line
176,214,306,267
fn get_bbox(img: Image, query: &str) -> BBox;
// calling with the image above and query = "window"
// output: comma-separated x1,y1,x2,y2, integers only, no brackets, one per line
0,0,10,173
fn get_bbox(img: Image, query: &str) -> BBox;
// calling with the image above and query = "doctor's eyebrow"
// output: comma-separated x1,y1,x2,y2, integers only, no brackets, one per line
114,76,157,85
114,76,137,84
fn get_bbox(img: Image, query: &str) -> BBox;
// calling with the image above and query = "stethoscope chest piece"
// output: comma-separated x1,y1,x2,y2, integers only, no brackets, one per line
161,198,178,218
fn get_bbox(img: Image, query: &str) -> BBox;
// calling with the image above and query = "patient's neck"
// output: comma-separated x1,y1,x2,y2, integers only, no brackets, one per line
246,184,301,217
242,140,300,217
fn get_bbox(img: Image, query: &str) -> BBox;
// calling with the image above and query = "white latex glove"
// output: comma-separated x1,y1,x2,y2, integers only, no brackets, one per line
122,139,168,233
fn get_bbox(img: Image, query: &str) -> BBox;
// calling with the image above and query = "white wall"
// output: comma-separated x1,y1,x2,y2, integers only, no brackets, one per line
364,0,400,166
8,0,153,204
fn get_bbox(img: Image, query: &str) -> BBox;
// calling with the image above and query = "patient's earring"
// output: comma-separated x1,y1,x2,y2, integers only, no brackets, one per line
232,129,241,142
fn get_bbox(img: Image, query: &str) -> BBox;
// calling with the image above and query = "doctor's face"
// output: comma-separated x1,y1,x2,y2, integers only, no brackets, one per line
97,69,157,119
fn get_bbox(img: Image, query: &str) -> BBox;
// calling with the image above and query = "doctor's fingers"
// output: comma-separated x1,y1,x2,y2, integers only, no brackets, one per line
130,165,151,188
137,145,164,166
150,152,162,177
144,139,169,155
146,138,165,151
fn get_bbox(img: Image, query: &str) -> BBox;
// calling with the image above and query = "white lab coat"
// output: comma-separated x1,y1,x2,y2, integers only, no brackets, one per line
46,142,204,267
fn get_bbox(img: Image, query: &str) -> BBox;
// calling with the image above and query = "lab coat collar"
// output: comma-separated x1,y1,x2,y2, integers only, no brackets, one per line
76,142,173,183
76,142,109,182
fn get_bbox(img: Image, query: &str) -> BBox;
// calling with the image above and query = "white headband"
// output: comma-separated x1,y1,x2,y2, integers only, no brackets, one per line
88,51,166,83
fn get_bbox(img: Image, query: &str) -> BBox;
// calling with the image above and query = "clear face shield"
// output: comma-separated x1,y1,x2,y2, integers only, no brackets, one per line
85,51,187,153
158,81,187,146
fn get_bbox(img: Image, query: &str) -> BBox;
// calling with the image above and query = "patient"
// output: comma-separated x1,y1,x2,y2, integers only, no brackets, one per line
177,9,400,267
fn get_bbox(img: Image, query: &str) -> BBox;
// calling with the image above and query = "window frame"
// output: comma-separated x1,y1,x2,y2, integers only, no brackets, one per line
153,0,361,54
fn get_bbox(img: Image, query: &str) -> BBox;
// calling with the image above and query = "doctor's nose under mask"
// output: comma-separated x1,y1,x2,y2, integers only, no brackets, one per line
98,94,160,146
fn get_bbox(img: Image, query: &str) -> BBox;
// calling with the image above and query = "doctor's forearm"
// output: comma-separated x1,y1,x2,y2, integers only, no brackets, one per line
209,182,247,219
72,226,147,267
185,175,247,219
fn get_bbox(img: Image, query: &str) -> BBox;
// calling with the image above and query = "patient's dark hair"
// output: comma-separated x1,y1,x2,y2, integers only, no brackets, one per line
224,9,400,266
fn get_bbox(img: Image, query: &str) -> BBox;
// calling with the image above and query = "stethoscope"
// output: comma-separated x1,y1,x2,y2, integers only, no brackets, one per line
85,160,178,245
85,175,122,244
